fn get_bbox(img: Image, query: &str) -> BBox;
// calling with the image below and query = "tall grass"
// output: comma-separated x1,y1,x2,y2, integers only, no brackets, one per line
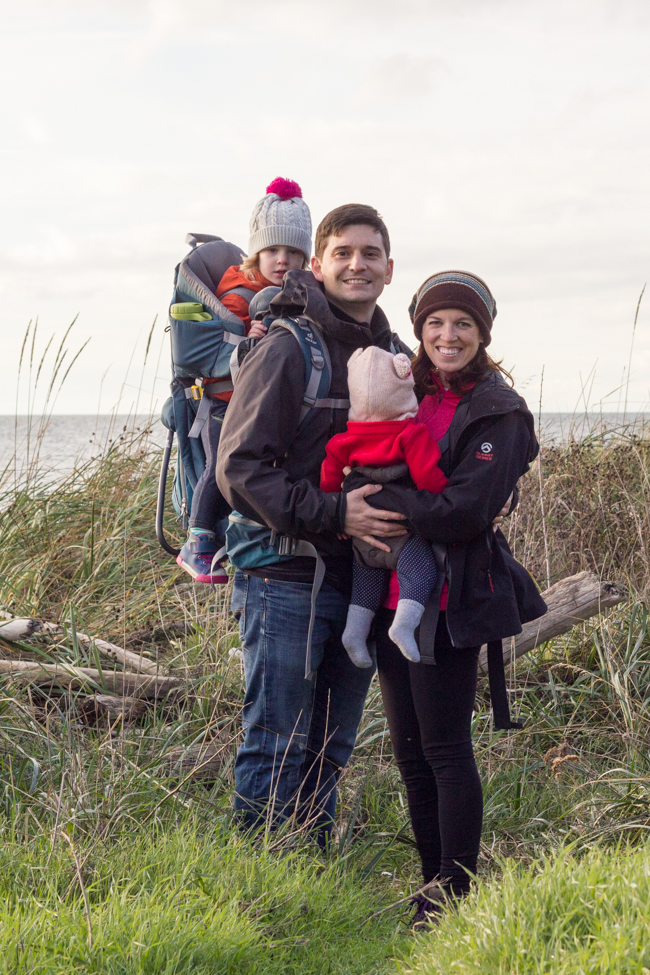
3,337,650,968
508,422,650,595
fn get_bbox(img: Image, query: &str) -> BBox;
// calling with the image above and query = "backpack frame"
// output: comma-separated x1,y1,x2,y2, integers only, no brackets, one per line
156,233,251,555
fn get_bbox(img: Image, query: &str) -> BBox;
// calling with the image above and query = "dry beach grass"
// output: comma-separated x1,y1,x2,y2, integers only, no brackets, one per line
2,397,650,970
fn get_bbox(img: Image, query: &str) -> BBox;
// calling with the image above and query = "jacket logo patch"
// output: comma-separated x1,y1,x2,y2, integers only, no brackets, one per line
476,442,493,461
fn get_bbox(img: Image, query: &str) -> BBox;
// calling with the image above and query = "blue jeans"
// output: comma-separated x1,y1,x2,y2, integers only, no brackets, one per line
231,570,374,841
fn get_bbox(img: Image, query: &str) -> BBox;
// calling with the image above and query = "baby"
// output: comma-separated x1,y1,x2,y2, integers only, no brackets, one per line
321,347,447,667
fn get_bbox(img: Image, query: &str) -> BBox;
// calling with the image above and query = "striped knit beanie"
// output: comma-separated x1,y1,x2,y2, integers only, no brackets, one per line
409,270,497,346
248,178,312,261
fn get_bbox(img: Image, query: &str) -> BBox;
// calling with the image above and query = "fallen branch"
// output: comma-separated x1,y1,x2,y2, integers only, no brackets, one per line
479,570,626,671
0,612,159,674
63,629,159,675
164,742,225,781
0,659,181,699
0,617,41,642
78,694,150,726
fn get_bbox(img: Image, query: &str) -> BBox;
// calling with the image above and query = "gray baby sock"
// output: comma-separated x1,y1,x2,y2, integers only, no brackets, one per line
342,605,376,668
388,599,424,663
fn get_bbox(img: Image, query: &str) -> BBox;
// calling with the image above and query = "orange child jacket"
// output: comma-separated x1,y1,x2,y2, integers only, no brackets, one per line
208,265,273,401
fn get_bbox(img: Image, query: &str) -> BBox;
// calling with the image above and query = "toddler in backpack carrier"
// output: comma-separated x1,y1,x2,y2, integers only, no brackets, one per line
320,347,447,667
172,179,312,585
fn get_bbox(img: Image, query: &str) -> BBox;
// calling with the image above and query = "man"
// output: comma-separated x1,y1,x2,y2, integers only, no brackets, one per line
216,204,408,840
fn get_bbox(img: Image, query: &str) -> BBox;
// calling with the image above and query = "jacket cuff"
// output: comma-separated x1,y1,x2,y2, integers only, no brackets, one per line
335,492,347,534
320,491,345,533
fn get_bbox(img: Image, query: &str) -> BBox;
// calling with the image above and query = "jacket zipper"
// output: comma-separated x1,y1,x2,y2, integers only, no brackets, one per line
444,551,457,647
486,530,495,592
444,397,523,648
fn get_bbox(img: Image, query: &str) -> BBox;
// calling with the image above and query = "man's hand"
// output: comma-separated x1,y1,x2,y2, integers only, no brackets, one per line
492,492,514,531
344,484,408,553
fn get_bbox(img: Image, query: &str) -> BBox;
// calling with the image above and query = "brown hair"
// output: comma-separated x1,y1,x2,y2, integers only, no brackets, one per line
412,342,513,398
239,249,308,283
314,204,391,259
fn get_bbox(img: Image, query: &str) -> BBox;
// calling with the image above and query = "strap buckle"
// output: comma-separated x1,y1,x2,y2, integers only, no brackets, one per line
269,530,297,556
191,384,203,401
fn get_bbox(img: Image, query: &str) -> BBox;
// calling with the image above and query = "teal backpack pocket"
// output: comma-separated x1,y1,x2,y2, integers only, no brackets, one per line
169,234,253,380
225,513,293,570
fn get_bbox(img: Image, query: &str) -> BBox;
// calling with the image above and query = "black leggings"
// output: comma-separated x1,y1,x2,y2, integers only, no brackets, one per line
189,399,231,533
375,608,482,897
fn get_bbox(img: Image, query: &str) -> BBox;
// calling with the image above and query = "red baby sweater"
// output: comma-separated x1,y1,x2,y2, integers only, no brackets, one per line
320,419,447,495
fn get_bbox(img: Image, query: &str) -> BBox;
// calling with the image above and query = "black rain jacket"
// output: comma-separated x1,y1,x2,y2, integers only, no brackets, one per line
346,372,547,651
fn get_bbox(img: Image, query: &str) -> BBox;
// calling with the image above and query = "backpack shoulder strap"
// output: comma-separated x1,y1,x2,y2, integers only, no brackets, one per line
390,332,413,357
221,284,257,304
271,317,350,426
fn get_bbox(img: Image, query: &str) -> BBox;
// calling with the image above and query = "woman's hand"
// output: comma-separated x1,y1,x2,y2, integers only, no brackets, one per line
492,492,514,531
248,319,268,339
344,484,408,553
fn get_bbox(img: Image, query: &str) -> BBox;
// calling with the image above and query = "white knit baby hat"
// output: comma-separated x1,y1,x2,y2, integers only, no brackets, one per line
347,348,418,422
248,178,312,260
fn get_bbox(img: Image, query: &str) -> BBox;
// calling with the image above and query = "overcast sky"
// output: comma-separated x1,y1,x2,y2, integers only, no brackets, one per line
1,0,648,415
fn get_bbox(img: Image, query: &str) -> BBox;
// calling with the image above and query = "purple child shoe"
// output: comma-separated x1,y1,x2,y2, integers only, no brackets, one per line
176,533,228,585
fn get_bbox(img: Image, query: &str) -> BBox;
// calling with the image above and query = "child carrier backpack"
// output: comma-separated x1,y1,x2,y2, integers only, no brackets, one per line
224,315,350,569
156,233,252,556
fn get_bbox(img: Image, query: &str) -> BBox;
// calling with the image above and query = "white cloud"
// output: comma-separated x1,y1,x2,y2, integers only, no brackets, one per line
0,0,648,413
127,0,182,61
361,54,445,100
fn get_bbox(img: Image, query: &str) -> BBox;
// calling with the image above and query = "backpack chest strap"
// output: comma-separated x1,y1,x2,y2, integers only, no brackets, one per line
312,398,350,410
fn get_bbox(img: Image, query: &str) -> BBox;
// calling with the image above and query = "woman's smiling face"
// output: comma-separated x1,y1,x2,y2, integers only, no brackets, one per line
421,308,482,384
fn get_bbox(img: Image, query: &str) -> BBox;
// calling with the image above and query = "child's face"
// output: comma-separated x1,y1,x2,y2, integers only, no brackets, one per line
258,246,304,285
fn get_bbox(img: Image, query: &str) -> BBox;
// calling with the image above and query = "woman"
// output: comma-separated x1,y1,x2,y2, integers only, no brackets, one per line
359,270,545,925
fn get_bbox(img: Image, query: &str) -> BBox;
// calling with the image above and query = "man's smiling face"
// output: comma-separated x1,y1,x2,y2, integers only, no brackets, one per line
311,224,393,323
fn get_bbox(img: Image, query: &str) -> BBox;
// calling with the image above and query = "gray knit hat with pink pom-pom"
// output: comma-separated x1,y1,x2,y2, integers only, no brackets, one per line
248,178,312,260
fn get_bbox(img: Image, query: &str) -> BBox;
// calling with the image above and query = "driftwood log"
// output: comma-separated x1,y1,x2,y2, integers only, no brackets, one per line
0,613,158,675
0,616,42,641
59,629,159,675
478,570,626,672
164,743,225,781
0,659,181,699
78,694,150,727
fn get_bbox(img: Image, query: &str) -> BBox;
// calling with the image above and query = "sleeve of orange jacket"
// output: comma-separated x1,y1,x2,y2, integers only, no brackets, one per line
399,424,448,493
320,435,350,492
219,292,251,332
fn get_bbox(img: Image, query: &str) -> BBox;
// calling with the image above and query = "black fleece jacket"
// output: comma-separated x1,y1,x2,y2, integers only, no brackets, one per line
215,269,398,591
346,372,547,649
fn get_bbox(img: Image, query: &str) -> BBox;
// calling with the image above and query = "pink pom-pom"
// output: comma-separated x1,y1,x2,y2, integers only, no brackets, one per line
266,177,302,200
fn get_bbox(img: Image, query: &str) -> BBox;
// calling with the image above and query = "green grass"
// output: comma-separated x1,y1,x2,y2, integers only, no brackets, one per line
406,845,650,974
0,824,411,974
3,402,650,970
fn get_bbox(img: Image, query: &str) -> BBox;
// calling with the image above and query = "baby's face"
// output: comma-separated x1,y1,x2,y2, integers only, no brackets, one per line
258,246,304,286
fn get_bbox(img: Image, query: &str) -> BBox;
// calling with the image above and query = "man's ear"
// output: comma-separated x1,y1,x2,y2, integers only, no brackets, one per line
384,257,394,286
311,255,324,283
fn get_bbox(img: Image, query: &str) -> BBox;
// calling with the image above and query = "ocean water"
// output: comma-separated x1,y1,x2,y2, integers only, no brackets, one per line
536,412,650,444
0,414,169,481
1,412,648,481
